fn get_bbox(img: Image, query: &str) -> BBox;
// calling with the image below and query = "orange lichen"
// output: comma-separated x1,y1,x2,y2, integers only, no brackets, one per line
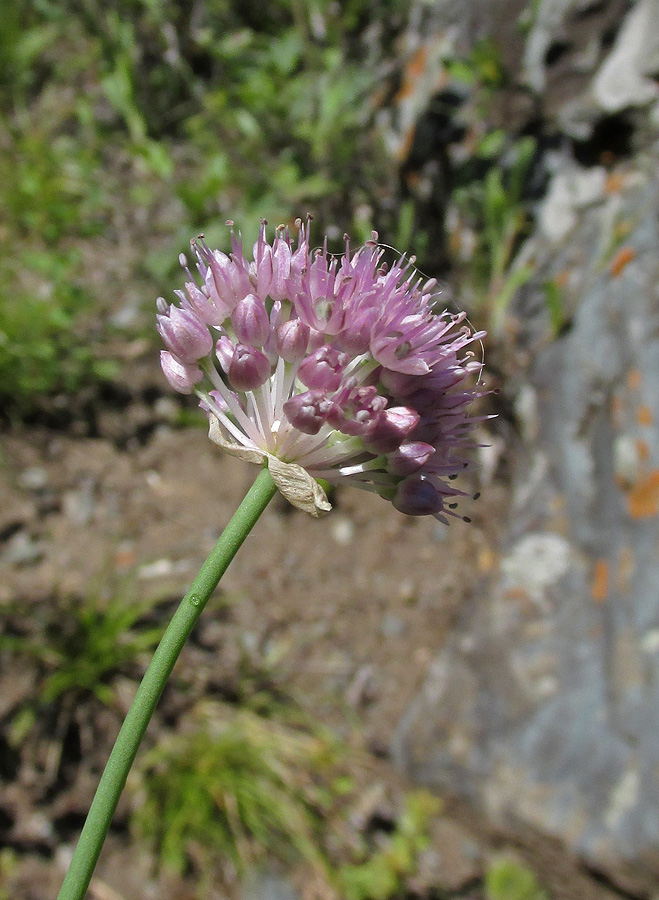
627,470,659,519
591,559,609,602
605,172,626,194
638,405,653,426
504,586,532,606
636,438,650,461
114,547,136,570
478,546,496,574
554,270,570,289
395,46,428,101
610,246,636,277
626,369,642,391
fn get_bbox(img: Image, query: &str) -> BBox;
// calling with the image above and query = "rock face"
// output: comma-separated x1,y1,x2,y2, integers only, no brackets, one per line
393,159,659,895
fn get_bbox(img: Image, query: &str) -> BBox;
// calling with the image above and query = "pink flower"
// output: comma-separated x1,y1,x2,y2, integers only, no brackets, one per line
157,219,485,520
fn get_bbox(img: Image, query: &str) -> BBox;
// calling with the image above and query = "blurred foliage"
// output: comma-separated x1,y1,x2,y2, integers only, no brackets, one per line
134,702,339,880
440,40,539,332
338,790,441,900
133,698,441,898
0,0,408,418
0,849,18,900
484,856,549,900
1,591,163,741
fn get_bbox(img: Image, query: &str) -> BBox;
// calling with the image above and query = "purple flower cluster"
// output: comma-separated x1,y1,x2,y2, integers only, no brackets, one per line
158,219,485,520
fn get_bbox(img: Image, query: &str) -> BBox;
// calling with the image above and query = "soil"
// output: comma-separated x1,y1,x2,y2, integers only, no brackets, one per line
0,348,629,900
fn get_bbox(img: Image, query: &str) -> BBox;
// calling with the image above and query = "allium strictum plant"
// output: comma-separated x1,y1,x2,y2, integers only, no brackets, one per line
58,220,486,900
159,218,485,522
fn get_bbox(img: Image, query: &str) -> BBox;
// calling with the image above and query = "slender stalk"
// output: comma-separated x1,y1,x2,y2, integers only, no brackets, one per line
57,466,277,900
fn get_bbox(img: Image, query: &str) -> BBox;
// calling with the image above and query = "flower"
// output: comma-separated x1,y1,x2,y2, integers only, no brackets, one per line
158,218,486,521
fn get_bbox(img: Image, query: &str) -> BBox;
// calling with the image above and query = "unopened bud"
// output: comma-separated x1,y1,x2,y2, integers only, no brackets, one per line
393,475,443,516
157,306,213,363
232,293,270,346
387,442,435,476
366,406,420,453
274,319,310,362
216,335,235,373
227,344,271,391
160,351,203,394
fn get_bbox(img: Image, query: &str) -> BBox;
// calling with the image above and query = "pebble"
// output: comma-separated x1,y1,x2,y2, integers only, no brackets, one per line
240,873,299,900
331,516,355,546
18,467,49,491
61,480,95,525
137,558,191,580
2,530,46,566
380,613,407,638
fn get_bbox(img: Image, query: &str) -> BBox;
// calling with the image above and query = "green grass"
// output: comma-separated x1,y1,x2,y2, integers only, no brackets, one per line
338,790,441,900
0,591,164,737
133,698,442,898
0,0,408,418
133,703,338,879
485,856,549,900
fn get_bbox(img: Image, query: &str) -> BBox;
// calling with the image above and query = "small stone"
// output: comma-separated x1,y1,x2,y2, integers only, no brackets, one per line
18,467,48,491
62,480,95,525
2,530,45,566
409,818,482,894
153,396,179,421
137,558,174,579
331,516,355,546
240,872,299,900
380,613,406,638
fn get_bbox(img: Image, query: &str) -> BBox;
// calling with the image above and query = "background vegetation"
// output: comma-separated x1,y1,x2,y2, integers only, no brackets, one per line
1,2,549,897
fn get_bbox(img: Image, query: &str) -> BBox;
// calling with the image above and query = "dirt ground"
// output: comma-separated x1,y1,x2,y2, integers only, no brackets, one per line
0,360,626,900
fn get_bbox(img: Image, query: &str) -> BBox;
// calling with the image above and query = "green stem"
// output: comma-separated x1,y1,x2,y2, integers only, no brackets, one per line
57,466,277,900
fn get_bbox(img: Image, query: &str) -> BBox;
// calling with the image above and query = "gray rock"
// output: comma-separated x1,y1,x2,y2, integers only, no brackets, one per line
592,0,659,114
2,530,46,566
393,163,659,896
62,478,96,525
381,613,407,638
240,871,299,900
18,466,49,491
409,817,483,894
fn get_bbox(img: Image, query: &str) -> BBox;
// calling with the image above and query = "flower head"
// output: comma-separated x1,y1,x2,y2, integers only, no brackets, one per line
158,219,486,521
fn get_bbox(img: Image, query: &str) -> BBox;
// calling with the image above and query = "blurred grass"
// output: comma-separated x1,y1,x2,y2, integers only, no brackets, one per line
0,0,407,419
0,0,543,420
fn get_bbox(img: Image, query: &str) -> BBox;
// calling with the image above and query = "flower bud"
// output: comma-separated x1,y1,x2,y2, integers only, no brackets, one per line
270,234,292,301
183,281,229,326
366,406,420,453
393,475,444,516
160,351,203,394
157,306,213,363
335,309,376,355
379,368,418,397
255,242,273,297
283,390,334,435
199,389,230,414
297,346,349,392
274,318,310,362
307,327,325,352
227,344,271,391
232,293,270,346
215,335,235,373
387,441,435,476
